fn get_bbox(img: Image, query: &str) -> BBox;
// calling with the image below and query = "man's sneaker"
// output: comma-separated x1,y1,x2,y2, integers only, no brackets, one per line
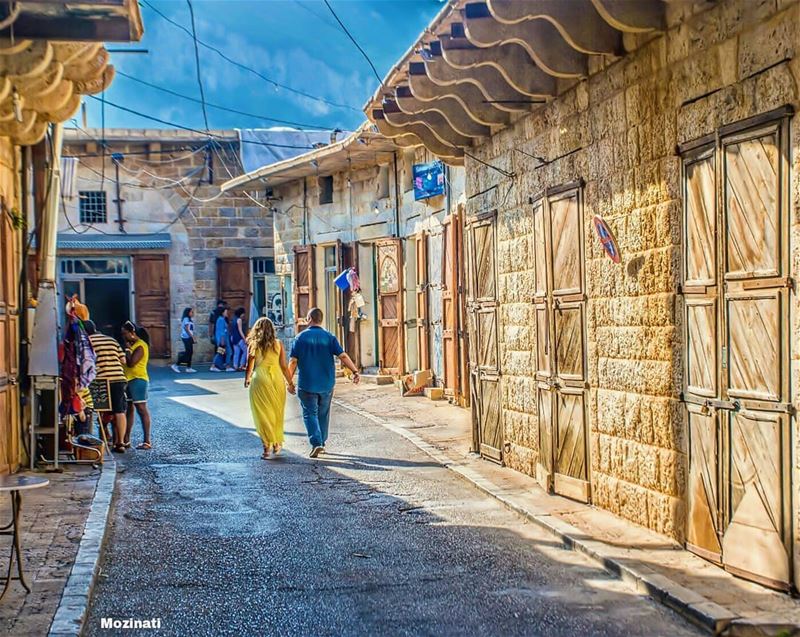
185,368,198,373
170,364,181,373
210,366,223,372
225,367,236,373
309,446,324,458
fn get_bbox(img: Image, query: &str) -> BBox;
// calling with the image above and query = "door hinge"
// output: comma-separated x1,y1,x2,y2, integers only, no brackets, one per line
721,346,727,370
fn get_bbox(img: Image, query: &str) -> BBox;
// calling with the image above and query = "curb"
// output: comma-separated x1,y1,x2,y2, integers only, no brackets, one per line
333,398,762,636
48,460,117,637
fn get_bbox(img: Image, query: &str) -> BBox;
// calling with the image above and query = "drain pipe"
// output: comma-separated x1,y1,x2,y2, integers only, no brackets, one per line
39,123,63,284
302,177,308,245
392,151,400,238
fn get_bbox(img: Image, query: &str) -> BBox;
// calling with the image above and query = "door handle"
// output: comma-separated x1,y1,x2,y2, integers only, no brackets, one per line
8,376,17,386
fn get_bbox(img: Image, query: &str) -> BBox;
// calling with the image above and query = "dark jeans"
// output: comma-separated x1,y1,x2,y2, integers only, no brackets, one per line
297,389,333,448
177,338,194,367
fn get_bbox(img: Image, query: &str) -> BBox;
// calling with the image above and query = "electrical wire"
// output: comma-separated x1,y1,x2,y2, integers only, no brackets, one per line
114,71,331,130
77,163,205,190
185,0,210,133
209,141,271,209
84,95,317,151
140,0,360,113
323,0,383,87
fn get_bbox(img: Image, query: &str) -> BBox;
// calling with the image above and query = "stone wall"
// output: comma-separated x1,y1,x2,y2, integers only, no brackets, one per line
61,133,274,360
272,146,465,371
465,0,800,542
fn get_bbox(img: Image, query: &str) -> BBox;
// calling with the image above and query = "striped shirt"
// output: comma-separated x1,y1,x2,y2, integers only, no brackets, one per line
88,334,127,383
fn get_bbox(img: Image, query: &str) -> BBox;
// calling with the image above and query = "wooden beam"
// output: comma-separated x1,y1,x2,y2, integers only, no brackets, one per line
463,4,587,78
383,99,474,147
372,109,465,160
407,67,511,125
590,0,664,33
486,0,622,55
440,35,557,98
395,85,493,138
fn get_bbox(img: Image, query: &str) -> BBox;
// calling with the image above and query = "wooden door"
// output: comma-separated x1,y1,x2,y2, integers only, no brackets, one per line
466,213,502,462
0,201,20,473
428,231,444,382
442,214,459,399
293,245,315,333
415,232,429,370
456,209,470,407
682,120,792,590
532,186,590,502
341,242,360,365
133,254,170,358
217,257,251,325
376,239,404,375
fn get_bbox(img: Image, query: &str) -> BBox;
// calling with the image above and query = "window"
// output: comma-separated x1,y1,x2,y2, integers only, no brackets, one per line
318,176,333,205
252,257,275,275
78,190,107,224
377,165,390,199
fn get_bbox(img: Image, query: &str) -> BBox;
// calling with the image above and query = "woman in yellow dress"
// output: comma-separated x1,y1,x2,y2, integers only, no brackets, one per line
244,317,295,459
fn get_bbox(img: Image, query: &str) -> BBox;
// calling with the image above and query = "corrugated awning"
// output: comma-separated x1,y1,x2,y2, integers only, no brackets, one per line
57,233,171,251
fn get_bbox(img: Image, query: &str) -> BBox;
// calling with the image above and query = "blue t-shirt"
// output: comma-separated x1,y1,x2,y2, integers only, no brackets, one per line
289,326,344,393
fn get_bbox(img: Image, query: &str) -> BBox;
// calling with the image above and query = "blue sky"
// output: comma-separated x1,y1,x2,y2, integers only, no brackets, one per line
85,0,442,132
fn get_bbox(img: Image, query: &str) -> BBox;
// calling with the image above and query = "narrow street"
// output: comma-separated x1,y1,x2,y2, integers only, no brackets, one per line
85,369,702,637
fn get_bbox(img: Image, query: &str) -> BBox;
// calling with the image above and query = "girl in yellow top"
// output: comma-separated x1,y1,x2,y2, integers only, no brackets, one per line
244,317,295,459
121,320,152,450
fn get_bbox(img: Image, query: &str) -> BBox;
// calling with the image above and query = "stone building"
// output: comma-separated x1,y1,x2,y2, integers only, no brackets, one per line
58,129,277,360
222,123,469,401
366,0,800,592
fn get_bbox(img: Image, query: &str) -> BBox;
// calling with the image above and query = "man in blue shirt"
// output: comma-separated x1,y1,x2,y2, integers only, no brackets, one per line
289,308,360,457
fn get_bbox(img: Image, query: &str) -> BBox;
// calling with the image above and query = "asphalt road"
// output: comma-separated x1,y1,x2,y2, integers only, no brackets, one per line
85,368,702,637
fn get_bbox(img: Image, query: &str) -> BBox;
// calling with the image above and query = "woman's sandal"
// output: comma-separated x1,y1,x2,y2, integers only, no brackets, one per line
136,442,152,450
272,444,282,456
261,448,270,460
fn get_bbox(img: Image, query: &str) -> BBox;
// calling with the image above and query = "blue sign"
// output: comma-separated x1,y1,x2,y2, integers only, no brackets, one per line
413,161,445,201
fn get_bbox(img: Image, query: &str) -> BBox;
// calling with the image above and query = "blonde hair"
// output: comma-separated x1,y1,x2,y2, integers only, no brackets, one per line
246,317,278,356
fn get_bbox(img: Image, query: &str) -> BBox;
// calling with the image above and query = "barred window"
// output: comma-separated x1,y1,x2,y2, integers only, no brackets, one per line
78,191,107,224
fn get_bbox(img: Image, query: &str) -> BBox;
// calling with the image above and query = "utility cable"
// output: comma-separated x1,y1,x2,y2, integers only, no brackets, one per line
323,0,383,87
85,95,316,150
140,0,359,113
185,0,210,132
114,71,331,130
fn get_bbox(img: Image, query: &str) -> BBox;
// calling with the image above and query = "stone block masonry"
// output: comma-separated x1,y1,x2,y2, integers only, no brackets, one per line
60,132,275,361
465,0,800,545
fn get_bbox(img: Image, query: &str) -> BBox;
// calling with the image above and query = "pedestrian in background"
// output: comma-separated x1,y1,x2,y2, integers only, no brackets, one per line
85,320,128,453
244,317,295,459
211,307,235,372
208,299,225,346
288,307,360,458
172,307,197,374
121,320,153,450
232,307,248,371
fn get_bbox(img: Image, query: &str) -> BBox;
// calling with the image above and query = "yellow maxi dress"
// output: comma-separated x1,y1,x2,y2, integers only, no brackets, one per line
249,344,286,446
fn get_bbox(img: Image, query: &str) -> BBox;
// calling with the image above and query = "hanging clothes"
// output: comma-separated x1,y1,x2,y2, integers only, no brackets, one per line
346,268,361,292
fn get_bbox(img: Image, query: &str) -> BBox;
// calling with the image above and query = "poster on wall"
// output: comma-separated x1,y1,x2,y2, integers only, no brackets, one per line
413,161,445,201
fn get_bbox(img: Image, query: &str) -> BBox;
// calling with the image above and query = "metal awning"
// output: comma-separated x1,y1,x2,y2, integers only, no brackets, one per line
221,122,411,192
57,233,171,251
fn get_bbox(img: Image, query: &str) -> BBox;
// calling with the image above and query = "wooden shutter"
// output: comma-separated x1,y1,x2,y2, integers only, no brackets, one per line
0,202,20,473
217,257,251,324
377,239,404,374
415,232,429,370
293,245,315,332
133,254,171,358
442,214,459,398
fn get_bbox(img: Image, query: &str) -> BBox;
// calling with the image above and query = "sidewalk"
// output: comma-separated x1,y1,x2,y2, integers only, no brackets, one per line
334,382,800,636
0,466,100,636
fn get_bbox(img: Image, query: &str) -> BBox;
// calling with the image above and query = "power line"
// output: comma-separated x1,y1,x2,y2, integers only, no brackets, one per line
293,0,343,32
323,0,383,87
84,95,316,150
113,71,330,130
185,0,210,132
140,0,360,113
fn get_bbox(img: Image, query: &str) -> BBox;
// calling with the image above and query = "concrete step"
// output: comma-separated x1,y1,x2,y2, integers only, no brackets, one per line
360,374,394,385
